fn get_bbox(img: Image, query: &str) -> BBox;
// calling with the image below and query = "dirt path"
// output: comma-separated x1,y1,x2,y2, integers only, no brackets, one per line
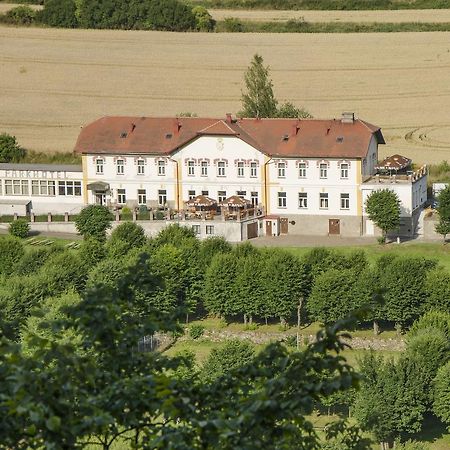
210,8,450,23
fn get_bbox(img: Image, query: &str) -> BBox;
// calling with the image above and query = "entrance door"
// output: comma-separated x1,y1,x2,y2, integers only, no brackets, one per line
247,222,258,239
95,191,106,205
266,220,272,236
280,218,289,234
329,219,340,235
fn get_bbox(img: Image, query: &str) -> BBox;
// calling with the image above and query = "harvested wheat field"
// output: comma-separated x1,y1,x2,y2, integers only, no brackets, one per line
210,8,450,23
1,26,450,164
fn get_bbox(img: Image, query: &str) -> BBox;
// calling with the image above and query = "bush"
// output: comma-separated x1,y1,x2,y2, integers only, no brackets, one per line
9,219,30,239
75,205,113,242
6,6,36,25
0,236,25,275
145,0,196,31
189,324,205,340
220,17,244,32
0,133,26,163
38,0,78,28
192,6,215,31
107,222,146,257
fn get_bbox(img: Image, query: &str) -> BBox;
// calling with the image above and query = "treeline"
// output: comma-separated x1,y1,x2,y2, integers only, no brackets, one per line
1,219,449,340
188,0,450,10
0,0,215,32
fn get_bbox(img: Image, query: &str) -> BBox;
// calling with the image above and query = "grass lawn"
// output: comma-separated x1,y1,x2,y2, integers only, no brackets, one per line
284,242,450,271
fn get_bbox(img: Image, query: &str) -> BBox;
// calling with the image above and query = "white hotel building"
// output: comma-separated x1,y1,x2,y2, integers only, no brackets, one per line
0,113,428,239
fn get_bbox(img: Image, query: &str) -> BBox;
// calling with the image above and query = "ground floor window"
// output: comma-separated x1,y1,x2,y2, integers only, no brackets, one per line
192,225,200,235
218,191,227,202
5,179,29,196
31,180,56,196
298,192,308,209
278,192,286,208
188,190,196,200
340,193,350,210
58,181,81,196
158,189,167,206
320,193,329,209
117,189,126,204
202,190,209,196
251,191,258,206
138,189,146,205
206,225,214,235
236,190,247,198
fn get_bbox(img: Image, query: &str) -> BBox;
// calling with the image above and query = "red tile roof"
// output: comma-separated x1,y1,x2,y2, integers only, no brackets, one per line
375,154,412,171
74,115,384,159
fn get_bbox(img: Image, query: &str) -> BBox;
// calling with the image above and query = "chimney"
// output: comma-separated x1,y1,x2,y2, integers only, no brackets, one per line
226,113,232,124
341,112,355,123
291,120,300,137
173,118,181,135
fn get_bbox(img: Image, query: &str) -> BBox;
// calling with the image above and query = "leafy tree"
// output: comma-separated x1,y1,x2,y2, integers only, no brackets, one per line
78,237,106,269
408,310,450,340
0,236,25,276
433,361,450,430
38,0,78,28
239,54,311,119
201,339,255,381
0,133,26,163
151,223,196,248
5,6,36,25
197,236,232,267
308,268,370,325
277,101,312,119
365,189,401,243
424,269,450,311
203,252,239,317
74,204,113,242
106,221,146,257
240,54,278,118
435,185,450,242
192,6,215,31
13,245,63,276
8,218,30,239
145,0,196,31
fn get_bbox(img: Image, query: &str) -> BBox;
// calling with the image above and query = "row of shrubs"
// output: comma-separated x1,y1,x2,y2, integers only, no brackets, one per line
0,1,216,32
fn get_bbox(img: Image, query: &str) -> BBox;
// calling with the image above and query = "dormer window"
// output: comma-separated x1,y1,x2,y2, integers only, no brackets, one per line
120,132,128,138
336,136,344,143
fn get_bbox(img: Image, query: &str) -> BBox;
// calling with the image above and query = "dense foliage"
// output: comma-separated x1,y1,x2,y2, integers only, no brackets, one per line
435,185,450,241
8,219,30,239
239,54,312,119
74,204,113,241
0,133,26,163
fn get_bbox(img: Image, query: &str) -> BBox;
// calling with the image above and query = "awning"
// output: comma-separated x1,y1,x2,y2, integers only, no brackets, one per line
87,182,110,191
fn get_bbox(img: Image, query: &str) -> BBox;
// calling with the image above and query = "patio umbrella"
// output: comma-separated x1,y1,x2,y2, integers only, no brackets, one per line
185,195,217,208
218,195,252,208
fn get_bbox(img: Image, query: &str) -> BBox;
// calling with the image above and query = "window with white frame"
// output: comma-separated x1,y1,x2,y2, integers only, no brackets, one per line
298,162,307,178
236,191,246,198
218,190,226,202
96,158,104,174
158,160,166,176
217,161,226,177
278,192,287,208
340,163,349,179
206,225,214,235
4,180,28,195
201,161,208,176
116,159,124,175
137,159,145,175
278,162,286,178
187,160,195,176
319,163,328,179
237,162,244,177
192,225,200,235
298,192,308,209
158,189,167,206
202,190,209,196
251,191,258,206
188,190,196,200
117,189,126,204
31,180,56,196
250,162,257,178
319,193,329,209
138,189,146,205
0,181,2,195
340,193,350,210
58,181,81,196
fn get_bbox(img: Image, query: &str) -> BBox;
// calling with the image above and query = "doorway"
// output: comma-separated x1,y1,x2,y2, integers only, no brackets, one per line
95,191,106,205
265,220,272,236
328,219,340,235
280,218,289,234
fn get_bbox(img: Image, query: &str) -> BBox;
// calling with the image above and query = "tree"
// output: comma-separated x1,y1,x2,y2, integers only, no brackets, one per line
407,310,450,340
8,219,30,239
365,189,401,243
145,0,196,32
435,185,450,242
75,204,113,242
5,6,36,25
239,54,311,119
192,6,215,31
201,339,255,381
38,0,78,28
0,133,26,163
0,236,24,276
240,54,278,118
424,269,450,312
433,361,450,430
106,222,146,257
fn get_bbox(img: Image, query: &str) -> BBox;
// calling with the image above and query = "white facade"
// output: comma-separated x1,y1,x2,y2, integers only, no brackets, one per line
0,164,84,215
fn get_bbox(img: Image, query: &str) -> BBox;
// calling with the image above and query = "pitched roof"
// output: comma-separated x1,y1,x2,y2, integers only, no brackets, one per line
375,154,412,171
74,115,384,159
